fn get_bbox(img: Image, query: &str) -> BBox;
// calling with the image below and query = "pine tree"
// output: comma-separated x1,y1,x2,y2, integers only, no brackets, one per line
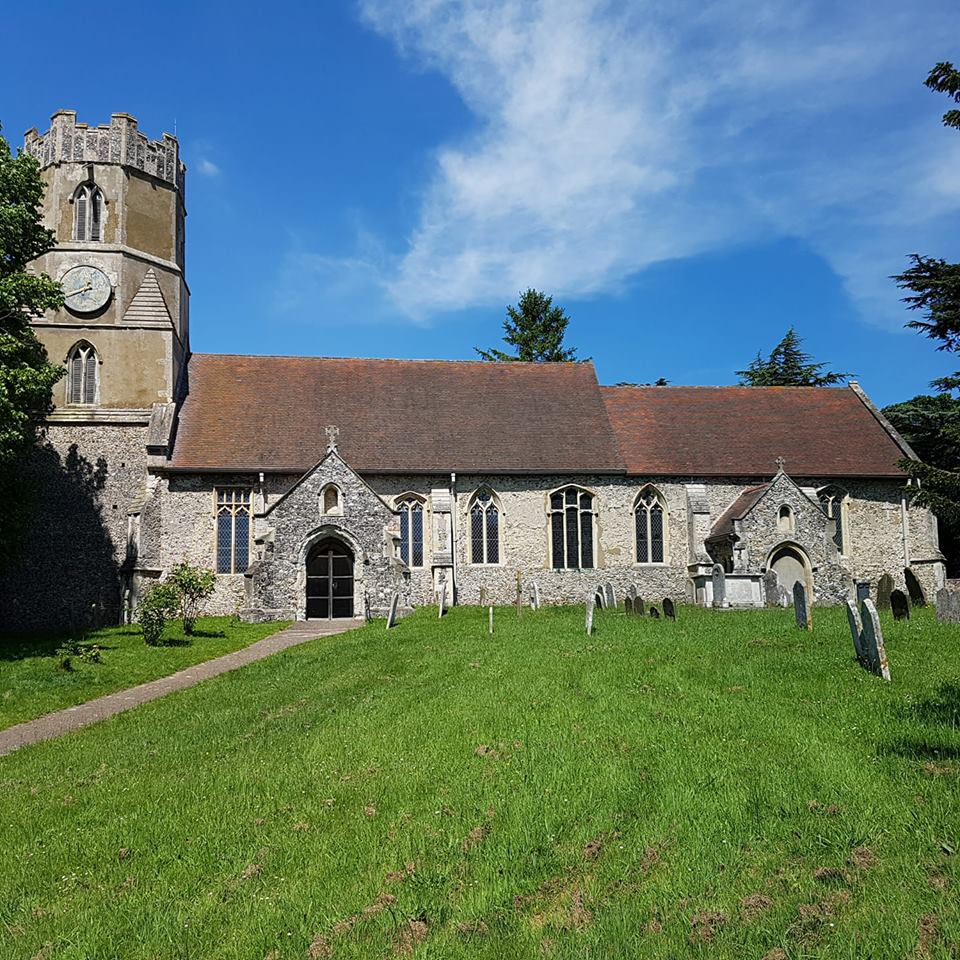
476,289,579,362
736,328,853,386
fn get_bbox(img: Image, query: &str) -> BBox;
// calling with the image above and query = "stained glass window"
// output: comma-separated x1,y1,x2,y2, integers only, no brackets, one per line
398,498,425,567
215,488,251,573
549,487,595,569
635,489,667,563
469,490,500,564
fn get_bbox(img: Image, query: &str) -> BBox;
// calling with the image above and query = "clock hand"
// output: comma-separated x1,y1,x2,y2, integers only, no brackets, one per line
67,283,92,297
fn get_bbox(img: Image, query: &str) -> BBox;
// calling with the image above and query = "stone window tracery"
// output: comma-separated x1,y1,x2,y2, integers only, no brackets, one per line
818,486,849,554
549,486,595,569
397,495,425,567
634,487,667,563
73,183,104,241
469,489,501,564
66,341,98,405
215,488,251,574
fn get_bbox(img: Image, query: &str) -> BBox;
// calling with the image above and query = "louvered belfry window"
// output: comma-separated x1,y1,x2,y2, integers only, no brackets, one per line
67,342,98,404
550,487,595,569
215,489,251,574
819,487,847,554
398,497,424,567
635,488,666,563
73,184,103,241
470,490,500,564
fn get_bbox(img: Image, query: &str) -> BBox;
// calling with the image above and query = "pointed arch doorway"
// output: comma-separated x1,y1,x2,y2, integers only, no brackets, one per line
306,537,354,619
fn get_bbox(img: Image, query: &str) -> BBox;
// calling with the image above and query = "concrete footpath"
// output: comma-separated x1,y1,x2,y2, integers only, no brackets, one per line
0,620,355,757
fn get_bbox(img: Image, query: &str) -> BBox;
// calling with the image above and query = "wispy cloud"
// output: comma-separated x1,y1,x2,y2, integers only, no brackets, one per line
335,0,958,326
196,157,221,177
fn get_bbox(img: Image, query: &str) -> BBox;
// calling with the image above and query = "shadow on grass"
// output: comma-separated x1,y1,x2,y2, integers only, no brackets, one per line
897,681,960,728
0,634,120,662
876,740,960,761
187,630,226,639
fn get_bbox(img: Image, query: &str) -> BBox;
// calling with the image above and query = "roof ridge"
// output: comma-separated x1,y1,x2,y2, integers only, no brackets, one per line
190,352,592,368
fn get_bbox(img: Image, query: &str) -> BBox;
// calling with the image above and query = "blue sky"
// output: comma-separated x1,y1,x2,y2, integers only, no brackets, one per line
6,0,960,406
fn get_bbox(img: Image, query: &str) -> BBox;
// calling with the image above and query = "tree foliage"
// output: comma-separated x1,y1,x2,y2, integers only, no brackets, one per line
166,562,217,635
476,289,579,362
925,60,960,131
883,394,960,470
736,328,854,386
0,125,64,466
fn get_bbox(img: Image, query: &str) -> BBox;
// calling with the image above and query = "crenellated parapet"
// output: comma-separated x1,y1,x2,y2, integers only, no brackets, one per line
24,110,183,191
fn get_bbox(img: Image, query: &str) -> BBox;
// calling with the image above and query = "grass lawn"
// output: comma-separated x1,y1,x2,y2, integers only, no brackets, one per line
0,604,958,959
0,616,288,730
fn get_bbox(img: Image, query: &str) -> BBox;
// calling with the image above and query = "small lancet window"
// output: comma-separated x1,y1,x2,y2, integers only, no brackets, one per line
470,490,501,564
73,183,104,241
215,488,251,574
397,496,425,567
67,342,98,404
321,485,341,516
635,487,667,563
778,504,794,534
818,486,848,554
549,487,595,569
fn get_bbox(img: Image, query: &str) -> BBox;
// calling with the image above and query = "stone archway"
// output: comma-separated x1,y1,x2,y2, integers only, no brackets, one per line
767,543,813,601
305,536,355,620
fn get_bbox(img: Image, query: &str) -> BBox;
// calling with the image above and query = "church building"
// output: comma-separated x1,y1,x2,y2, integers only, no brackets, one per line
2,111,944,631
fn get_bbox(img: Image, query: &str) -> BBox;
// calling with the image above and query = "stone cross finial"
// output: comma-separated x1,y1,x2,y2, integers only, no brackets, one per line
325,424,339,452
775,456,786,472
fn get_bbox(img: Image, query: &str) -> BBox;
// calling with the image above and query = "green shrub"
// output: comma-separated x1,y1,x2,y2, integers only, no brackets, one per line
137,583,180,646
166,563,217,635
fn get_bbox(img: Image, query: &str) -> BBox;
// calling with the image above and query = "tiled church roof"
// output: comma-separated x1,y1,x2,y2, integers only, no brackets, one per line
168,355,624,474
601,385,911,478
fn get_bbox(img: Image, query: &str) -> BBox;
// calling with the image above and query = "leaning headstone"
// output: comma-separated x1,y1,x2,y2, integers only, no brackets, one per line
626,584,637,613
904,567,926,607
793,581,812,631
636,597,645,616
489,606,494,635
438,580,447,618
479,585,487,607
531,582,541,610
711,564,727,608
386,592,399,629
624,596,634,615
606,583,617,608
846,599,865,663
876,573,894,610
586,597,595,635
594,589,605,609
650,606,661,619
856,581,870,604
663,597,676,620
937,581,960,623
890,589,910,621
763,570,783,607
859,598,891,681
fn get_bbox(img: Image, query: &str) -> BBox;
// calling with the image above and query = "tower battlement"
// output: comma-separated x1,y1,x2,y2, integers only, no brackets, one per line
24,110,183,191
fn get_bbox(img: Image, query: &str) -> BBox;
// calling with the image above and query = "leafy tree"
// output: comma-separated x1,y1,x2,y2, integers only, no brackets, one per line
476,289,579,362
883,394,960,469
890,62,960,537
165,562,217,635
736,328,854,386
137,582,180,646
0,125,64,465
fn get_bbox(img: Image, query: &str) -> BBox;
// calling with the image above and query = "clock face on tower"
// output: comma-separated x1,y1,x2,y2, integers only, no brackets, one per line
61,265,112,314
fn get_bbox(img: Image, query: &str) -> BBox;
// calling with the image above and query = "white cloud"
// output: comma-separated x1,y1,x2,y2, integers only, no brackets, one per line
347,0,958,326
197,157,221,177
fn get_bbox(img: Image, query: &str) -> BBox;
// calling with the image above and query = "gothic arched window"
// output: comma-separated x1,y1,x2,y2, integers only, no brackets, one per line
397,495,425,567
215,488,251,574
818,485,849,554
469,489,501,564
634,487,667,563
549,486,595,569
73,183,104,241
66,341,98,405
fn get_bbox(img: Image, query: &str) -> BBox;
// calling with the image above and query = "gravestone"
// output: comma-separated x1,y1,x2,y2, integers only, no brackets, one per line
904,567,926,607
438,580,447,618
876,573,894,610
627,585,637,614
845,599,865,663
763,570,783,607
859,598,891,681
711,564,727,608
624,596,633,615
650,606,661,619
937,581,960,623
605,582,616,608
663,597,676,620
586,597,595,635
856,581,870,604
793,581,812,631
516,572,523,617
479,585,487,606
531,581,541,610
595,589,605,609
891,589,910,621
386,592,399,629
636,597,645,616
489,606,494,635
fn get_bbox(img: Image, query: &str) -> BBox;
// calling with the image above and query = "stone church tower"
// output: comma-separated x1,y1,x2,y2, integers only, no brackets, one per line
1,112,188,631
